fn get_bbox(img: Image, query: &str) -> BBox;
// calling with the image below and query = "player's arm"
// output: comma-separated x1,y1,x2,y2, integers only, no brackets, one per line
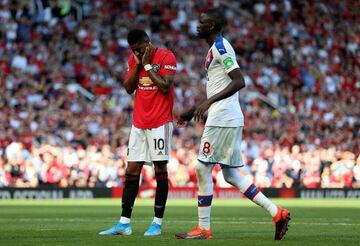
193,69,245,121
178,70,244,125
206,68,245,103
193,43,245,121
176,106,197,127
179,69,242,124
177,70,245,124
146,71,174,94
123,55,141,94
142,44,175,94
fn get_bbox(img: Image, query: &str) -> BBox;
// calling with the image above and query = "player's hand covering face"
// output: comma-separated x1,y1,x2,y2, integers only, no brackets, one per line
141,43,156,65
130,41,149,64
133,54,140,64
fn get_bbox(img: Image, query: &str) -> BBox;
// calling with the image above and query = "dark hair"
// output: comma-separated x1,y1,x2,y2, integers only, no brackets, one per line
127,29,149,45
205,8,227,31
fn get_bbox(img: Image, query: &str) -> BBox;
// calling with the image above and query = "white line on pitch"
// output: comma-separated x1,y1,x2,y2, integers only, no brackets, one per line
1,218,359,227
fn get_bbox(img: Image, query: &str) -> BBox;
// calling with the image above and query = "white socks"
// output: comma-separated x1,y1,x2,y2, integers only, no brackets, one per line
192,163,279,231
222,168,278,217
196,162,215,230
120,216,163,225
119,216,131,224
198,206,211,230
252,192,278,217
152,217,162,225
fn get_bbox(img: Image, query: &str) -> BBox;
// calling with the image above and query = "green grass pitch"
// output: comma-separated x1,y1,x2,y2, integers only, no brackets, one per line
1,199,360,245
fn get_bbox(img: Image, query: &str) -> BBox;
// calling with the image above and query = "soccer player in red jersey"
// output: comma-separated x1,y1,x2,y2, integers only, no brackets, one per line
99,29,176,237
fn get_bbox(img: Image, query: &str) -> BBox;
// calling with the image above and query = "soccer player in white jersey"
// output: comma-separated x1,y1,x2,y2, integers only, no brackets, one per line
175,8,290,240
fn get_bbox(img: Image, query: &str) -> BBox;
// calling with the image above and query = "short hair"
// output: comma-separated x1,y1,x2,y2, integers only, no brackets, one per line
127,29,149,45
205,8,227,31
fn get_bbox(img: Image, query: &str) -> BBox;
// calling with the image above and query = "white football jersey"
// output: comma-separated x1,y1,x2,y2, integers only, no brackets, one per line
204,36,244,127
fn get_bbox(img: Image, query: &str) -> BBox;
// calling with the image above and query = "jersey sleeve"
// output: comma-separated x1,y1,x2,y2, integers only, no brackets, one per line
159,51,177,76
126,54,135,79
214,38,240,74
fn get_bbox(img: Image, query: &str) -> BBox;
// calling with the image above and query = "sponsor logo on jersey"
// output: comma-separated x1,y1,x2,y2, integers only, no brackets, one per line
223,57,234,69
164,64,176,71
138,85,158,90
138,77,157,90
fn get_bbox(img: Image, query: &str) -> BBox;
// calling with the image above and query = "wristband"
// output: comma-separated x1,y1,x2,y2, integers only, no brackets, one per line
144,64,153,71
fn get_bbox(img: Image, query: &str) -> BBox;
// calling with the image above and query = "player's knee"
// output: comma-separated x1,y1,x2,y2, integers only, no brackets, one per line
195,162,211,183
153,161,168,173
195,163,206,177
222,168,236,185
126,162,143,175
195,163,213,194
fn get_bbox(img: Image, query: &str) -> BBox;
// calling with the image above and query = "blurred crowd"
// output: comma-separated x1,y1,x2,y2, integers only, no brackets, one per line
0,0,359,189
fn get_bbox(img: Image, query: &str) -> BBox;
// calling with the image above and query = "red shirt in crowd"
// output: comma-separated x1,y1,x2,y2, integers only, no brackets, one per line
127,48,177,128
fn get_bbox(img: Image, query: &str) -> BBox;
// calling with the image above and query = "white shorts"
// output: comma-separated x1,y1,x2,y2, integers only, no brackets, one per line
127,122,173,162
198,126,243,167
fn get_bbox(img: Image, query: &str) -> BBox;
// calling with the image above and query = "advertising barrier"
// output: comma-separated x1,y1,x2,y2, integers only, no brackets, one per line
0,188,111,199
0,187,359,199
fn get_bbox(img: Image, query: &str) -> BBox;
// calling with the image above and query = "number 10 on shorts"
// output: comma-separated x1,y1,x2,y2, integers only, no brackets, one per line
154,138,165,150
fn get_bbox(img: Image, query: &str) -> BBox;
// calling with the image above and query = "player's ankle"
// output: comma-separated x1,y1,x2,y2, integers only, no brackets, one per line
198,225,210,231
272,208,281,221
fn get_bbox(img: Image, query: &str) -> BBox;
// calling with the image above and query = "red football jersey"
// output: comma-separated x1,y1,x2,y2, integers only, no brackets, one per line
127,48,177,128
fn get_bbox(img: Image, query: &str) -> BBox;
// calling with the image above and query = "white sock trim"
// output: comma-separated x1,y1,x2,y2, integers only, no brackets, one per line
198,206,211,230
153,217,163,225
119,216,131,224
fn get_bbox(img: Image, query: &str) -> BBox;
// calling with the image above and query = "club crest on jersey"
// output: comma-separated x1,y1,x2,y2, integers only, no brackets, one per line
205,49,213,70
139,76,153,85
152,64,160,73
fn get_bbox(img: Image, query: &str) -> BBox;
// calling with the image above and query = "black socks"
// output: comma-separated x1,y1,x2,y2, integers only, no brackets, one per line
154,172,168,218
121,174,140,218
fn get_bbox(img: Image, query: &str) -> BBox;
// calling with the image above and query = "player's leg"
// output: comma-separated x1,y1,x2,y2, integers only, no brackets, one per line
221,126,277,215
153,162,169,221
195,125,234,231
222,127,290,240
144,122,172,236
143,161,168,236
196,161,215,231
99,125,148,236
176,126,216,239
98,161,143,236
175,161,214,239
120,162,144,223
221,126,290,240
222,167,278,214
222,168,290,239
